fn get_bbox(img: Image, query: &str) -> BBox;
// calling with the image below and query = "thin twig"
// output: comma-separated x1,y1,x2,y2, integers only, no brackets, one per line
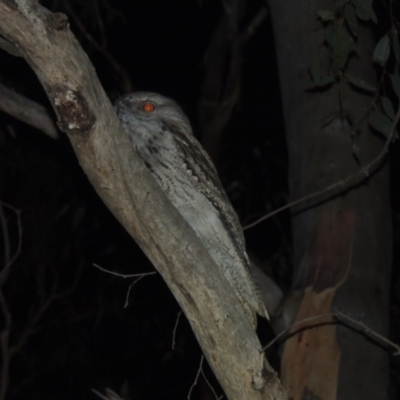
201,369,223,400
123,276,147,308
0,200,22,400
0,201,23,287
93,263,157,308
188,355,204,400
264,313,335,351
0,199,10,275
265,308,400,357
93,263,157,279
335,309,400,356
239,7,268,43
172,310,182,350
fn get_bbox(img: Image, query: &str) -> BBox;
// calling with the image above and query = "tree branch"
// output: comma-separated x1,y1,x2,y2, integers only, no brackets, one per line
0,2,286,399
0,83,58,139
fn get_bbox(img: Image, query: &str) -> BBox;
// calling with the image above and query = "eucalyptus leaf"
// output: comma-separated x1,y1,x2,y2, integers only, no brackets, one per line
344,73,376,92
352,0,377,23
354,6,369,20
314,75,336,87
373,35,390,66
369,110,395,137
317,10,334,21
305,74,335,90
344,4,357,36
381,97,395,120
332,24,354,73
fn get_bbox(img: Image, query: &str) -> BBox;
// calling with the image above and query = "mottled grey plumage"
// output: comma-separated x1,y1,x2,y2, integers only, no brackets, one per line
115,92,268,324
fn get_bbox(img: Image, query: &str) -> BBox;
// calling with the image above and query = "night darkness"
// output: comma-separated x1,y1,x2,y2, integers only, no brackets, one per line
1,1,399,399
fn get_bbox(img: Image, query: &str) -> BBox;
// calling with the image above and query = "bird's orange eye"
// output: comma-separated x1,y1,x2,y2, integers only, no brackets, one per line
143,102,156,113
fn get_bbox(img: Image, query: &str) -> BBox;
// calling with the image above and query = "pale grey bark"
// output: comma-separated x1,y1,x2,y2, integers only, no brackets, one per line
0,1,287,399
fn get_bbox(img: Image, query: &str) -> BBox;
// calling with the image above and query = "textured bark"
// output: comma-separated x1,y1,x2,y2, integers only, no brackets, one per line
268,1,391,399
0,1,287,399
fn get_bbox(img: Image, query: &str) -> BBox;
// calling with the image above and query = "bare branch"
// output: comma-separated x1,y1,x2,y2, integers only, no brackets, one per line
266,309,400,357
201,368,223,400
0,200,22,400
0,201,22,287
188,355,205,400
334,310,400,356
93,262,157,279
0,83,58,139
264,312,335,351
123,275,148,308
172,310,182,350
0,2,286,399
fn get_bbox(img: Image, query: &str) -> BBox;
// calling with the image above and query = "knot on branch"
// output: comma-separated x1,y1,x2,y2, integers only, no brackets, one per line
46,12,69,31
51,86,96,135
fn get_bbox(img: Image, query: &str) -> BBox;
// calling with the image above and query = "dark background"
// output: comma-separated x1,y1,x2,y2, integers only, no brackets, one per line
0,1,398,399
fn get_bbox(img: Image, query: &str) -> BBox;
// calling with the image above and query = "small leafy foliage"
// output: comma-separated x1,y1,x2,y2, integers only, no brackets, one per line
352,0,377,23
344,4,358,36
368,111,395,137
368,75,400,140
309,0,400,146
332,24,354,74
344,73,376,93
307,2,363,90
317,10,334,22
381,97,396,120
373,35,390,66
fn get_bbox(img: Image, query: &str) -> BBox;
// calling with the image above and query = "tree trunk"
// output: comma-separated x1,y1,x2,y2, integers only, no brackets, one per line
268,1,392,399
